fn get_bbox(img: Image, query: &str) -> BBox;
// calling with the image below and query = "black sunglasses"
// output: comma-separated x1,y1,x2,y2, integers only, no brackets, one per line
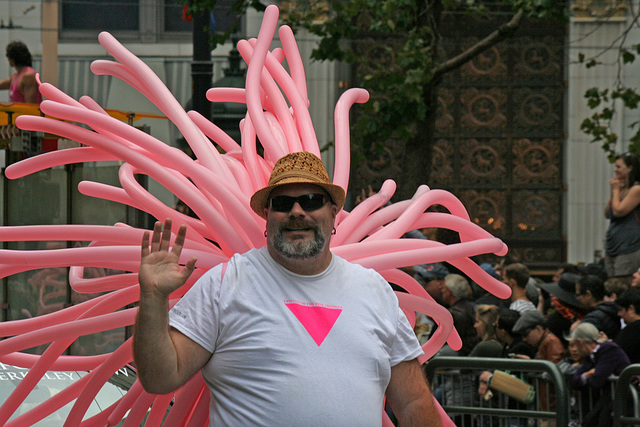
269,193,329,212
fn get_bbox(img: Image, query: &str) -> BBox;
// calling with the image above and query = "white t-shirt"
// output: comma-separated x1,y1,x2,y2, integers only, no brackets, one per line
169,247,423,426
509,298,537,315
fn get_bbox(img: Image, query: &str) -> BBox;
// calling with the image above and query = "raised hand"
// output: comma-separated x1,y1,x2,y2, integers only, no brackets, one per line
139,218,197,298
610,177,624,192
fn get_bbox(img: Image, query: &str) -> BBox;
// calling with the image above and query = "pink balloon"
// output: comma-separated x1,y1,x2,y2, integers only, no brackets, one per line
187,109,242,153
144,393,174,427
278,25,309,102
332,88,370,190
240,39,304,155
184,387,210,427
0,339,76,424
108,381,148,426
4,371,93,427
4,147,118,179
163,373,207,426
16,116,253,255
120,392,157,426
332,179,396,246
63,340,134,426
94,33,230,177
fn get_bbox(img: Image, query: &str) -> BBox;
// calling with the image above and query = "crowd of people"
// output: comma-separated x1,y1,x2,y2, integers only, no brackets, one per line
411,257,640,426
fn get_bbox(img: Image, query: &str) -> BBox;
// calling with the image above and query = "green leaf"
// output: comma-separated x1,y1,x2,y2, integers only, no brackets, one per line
622,50,635,64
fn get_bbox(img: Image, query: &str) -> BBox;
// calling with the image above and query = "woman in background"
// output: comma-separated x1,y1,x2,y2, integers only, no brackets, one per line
470,304,504,357
0,41,42,104
604,152,640,279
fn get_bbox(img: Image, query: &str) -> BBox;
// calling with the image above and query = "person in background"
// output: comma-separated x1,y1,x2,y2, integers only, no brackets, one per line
412,262,450,344
495,307,536,358
502,263,537,315
538,272,584,348
0,41,42,104
413,262,449,306
512,308,564,426
614,288,640,363
512,310,564,364
575,274,621,340
473,263,510,308
568,323,630,427
604,276,629,302
604,152,640,280
470,304,504,357
440,273,479,356
630,264,640,288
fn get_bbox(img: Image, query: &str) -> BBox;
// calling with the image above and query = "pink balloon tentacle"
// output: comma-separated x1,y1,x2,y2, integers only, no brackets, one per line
333,88,370,190
239,39,303,154
187,109,242,153
332,179,396,246
4,147,118,179
279,25,309,102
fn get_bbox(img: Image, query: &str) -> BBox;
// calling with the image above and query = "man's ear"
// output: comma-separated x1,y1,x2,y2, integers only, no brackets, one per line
629,304,638,315
330,203,339,217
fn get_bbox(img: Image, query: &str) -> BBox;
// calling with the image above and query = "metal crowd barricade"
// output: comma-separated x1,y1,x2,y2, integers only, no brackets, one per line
613,364,640,427
424,357,569,427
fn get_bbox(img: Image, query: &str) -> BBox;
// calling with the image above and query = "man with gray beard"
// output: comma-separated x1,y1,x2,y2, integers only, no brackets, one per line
133,151,442,426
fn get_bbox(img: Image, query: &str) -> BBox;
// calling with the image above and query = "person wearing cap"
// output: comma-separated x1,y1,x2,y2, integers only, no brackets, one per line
512,309,564,424
512,310,564,364
413,262,449,305
614,288,640,363
567,322,630,427
133,152,442,425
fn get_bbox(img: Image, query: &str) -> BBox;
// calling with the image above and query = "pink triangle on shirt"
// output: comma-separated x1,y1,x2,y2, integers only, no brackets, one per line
285,302,342,346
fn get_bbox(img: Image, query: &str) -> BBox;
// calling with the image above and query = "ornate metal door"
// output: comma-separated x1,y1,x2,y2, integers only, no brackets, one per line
431,14,566,266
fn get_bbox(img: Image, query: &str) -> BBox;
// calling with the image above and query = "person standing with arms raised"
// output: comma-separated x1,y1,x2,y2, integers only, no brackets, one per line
133,151,443,426
604,152,640,279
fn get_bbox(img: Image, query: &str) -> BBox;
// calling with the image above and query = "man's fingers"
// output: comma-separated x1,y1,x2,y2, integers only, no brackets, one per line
172,224,188,256
159,218,173,251
183,257,198,277
150,221,163,252
141,231,150,258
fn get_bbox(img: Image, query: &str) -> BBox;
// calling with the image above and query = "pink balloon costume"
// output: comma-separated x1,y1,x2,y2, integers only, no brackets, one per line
0,5,509,426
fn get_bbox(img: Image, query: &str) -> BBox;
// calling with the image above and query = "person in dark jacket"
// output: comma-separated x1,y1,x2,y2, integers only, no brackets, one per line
568,323,630,427
575,274,621,339
614,288,640,363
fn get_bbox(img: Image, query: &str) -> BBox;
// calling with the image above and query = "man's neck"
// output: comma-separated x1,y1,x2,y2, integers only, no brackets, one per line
510,287,528,302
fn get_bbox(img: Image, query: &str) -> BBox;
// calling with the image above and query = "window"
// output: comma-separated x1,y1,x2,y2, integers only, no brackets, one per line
62,0,139,32
59,0,238,42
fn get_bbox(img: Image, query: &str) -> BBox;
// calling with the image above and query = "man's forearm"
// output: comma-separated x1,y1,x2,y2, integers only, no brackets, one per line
395,396,444,427
133,292,181,394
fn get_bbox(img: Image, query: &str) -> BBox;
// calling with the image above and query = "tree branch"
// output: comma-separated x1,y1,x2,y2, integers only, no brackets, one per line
432,8,524,81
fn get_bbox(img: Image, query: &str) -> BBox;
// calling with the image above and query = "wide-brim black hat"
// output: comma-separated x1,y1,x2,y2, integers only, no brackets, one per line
538,272,581,309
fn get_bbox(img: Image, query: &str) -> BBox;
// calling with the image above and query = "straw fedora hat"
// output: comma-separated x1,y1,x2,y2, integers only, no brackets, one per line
250,151,346,218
